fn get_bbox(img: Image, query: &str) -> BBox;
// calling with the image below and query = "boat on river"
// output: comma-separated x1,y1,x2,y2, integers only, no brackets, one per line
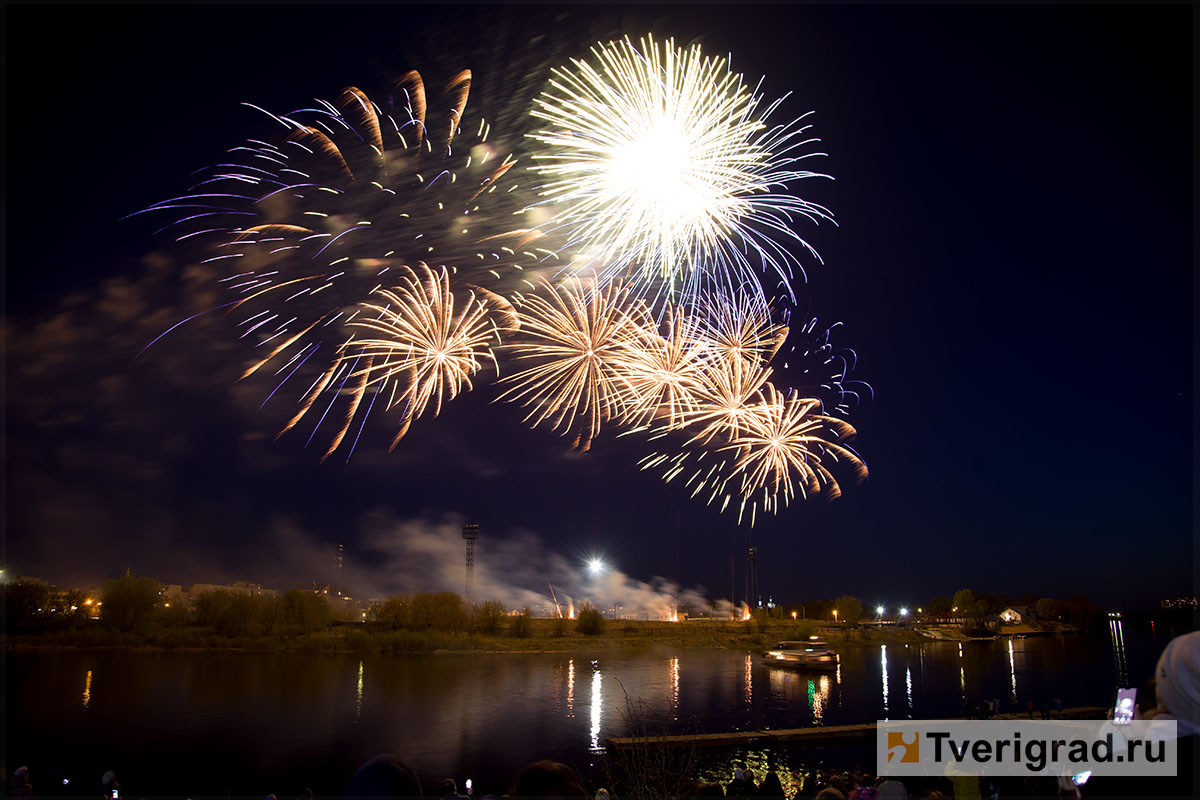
762,638,839,670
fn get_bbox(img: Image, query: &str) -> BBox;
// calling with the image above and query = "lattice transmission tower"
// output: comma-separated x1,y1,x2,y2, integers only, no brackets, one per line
462,524,480,600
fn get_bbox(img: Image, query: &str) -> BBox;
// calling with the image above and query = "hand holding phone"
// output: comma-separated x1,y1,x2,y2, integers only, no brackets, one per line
1113,687,1136,725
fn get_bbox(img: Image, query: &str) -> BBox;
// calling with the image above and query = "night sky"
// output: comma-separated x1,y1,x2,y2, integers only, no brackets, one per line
6,4,1193,612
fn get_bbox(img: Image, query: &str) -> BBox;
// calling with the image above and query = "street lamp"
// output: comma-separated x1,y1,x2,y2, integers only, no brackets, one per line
899,607,909,617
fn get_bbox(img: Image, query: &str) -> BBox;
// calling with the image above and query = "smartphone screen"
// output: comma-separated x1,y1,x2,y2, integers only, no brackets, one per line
1113,687,1136,725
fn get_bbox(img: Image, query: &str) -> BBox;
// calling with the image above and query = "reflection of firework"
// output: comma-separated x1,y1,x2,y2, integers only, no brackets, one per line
528,35,833,309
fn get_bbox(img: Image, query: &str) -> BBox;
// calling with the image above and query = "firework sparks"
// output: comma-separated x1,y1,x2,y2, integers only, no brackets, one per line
528,34,833,309
140,41,869,521
722,384,867,523
613,306,713,431
498,277,649,450
773,316,874,418
334,264,516,450
139,70,550,458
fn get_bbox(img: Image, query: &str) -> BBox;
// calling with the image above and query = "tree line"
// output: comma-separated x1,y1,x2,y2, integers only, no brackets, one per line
1,573,615,641
804,589,1100,629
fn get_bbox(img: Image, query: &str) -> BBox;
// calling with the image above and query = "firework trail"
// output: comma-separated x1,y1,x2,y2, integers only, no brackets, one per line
527,34,834,311
138,70,552,457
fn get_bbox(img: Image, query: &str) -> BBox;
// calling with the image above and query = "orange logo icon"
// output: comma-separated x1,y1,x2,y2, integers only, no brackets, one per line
887,731,920,763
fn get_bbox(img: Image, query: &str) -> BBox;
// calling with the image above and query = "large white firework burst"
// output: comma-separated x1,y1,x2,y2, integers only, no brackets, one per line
528,35,834,310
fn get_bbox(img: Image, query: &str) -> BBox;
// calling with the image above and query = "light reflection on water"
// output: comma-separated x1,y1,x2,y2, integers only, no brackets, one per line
355,660,363,720
743,653,753,705
1008,639,1017,705
669,656,680,719
880,645,889,715
17,632,1162,798
566,657,575,718
1110,618,1128,686
589,662,602,752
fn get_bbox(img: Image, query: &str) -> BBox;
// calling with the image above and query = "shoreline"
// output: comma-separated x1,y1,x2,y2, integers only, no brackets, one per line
4,619,1081,654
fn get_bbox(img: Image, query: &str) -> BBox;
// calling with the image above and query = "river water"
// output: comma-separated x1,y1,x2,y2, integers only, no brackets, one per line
3,620,1169,797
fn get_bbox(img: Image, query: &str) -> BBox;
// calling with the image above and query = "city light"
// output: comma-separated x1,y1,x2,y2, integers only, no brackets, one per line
899,607,909,616
877,605,885,616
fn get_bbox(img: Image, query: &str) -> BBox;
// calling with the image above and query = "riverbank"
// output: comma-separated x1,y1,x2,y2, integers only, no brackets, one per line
4,617,1079,653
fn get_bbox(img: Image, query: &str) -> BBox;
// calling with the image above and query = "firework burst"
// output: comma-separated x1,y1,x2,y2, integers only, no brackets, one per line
528,35,833,310
724,384,867,516
280,264,517,457
142,40,868,522
497,277,650,451
139,70,552,457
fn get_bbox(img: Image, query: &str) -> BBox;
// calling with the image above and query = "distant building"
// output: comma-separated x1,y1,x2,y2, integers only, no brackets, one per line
999,606,1031,624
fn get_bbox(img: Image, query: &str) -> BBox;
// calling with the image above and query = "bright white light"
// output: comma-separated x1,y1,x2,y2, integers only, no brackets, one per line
899,607,909,616
587,558,606,576
877,606,885,615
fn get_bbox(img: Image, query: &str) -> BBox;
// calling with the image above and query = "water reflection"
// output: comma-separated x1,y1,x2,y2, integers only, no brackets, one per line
880,646,889,715
567,658,575,718
589,662,602,752
669,657,680,718
355,660,363,720
958,643,966,701
744,654,753,705
1007,639,1017,705
905,666,913,714
9,637,1164,799
1110,618,1128,686
808,675,830,724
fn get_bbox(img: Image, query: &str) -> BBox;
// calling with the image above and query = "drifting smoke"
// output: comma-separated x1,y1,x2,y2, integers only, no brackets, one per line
219,511,723,620
356,511,717,620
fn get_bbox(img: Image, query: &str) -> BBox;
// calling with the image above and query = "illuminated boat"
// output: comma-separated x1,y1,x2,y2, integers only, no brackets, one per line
762,638,838,670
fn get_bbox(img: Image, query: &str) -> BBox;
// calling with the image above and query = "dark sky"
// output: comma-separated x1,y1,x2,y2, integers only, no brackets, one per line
5,4,1193,612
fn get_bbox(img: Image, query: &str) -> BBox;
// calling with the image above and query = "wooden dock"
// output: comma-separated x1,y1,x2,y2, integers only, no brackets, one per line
605,707,1107,751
